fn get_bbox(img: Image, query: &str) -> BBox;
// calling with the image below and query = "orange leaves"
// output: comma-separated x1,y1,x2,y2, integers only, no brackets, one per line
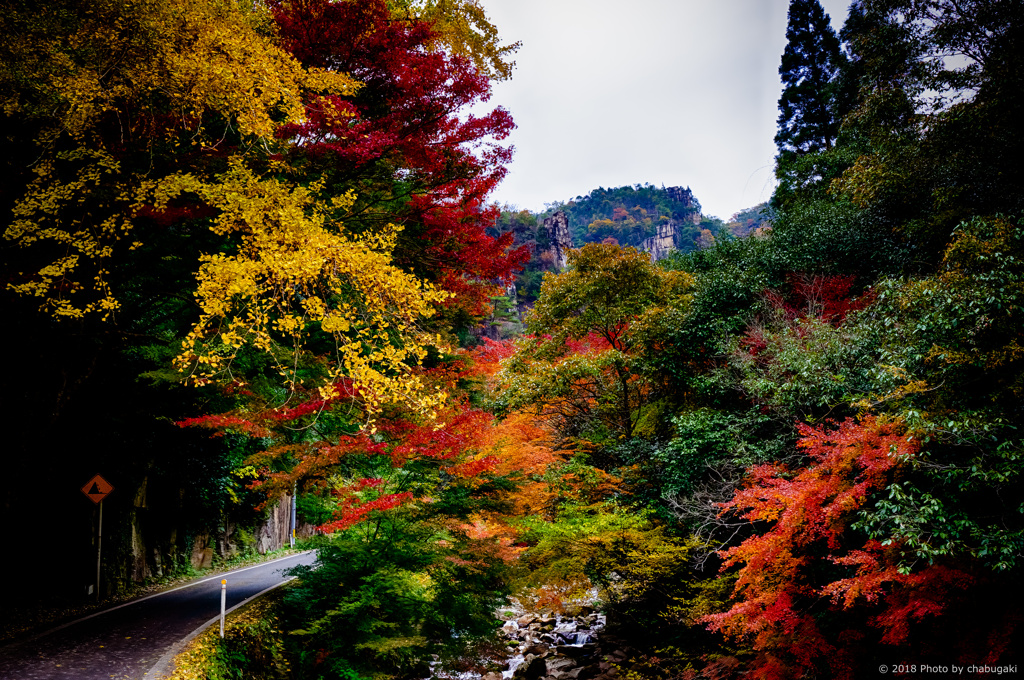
443,456,499,479
720,416,916,560
465,337,517,379
704,416,921,678
483,411,559,477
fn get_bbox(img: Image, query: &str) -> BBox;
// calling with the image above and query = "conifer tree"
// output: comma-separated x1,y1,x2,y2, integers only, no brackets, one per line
775,0,845,156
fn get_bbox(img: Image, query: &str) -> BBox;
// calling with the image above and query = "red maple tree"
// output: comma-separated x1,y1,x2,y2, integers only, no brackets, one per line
271,0,528,315
701,416,1009,679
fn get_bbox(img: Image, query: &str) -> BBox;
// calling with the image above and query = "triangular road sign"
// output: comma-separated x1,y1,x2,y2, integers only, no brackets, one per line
81,474,114,504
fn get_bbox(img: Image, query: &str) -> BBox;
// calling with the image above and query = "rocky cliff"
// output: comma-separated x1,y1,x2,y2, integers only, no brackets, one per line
543,210,573,271
639,223,678,261
121,480,304,584
638,188,702,261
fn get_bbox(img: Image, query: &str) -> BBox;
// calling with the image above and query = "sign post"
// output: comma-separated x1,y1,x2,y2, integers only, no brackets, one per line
81,474,114,601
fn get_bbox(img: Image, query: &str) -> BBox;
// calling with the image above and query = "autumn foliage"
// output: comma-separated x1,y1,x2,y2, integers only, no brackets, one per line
271,0,528,315
703,416,1019,678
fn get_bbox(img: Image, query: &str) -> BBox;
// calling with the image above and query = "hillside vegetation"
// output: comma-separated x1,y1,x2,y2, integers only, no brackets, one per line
493,188,769,308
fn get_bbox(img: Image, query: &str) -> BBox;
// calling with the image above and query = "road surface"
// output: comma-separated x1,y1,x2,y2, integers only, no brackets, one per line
0,551,316,680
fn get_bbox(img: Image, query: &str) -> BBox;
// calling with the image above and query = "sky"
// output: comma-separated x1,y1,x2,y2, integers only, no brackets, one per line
477,0,851,220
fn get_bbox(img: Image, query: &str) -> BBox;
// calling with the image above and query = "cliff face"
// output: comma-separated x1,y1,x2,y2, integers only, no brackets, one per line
640,223,679,261
639,189,702,261
543,210,573,271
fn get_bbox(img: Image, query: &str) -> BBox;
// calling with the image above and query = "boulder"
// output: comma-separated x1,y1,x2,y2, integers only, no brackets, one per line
556,644,597,659
542,211,572,271
546,657,579,674
514,656,547,680
574,665,601,680
523,642,549,657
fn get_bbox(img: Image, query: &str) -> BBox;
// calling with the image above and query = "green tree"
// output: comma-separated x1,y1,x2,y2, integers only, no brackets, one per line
496,243,693,443
773,0,851,209
775,0,845,156
830,0,1024,261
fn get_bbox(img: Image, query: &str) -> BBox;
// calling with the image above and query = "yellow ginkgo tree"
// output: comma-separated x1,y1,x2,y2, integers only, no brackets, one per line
141,159,450,418
2,0,447,419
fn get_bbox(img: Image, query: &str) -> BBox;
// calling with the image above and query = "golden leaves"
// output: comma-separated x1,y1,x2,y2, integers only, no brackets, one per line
141,159,449,418
2,0,358,320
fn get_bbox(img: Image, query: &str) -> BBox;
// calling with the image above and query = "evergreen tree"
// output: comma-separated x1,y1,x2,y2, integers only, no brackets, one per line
772,0,850,209
775,0,845,156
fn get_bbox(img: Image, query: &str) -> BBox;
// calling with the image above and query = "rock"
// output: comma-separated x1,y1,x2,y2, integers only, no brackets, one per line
574,665,601,680
523,643,549,657
518,614,536,627
256,492,294,554
636,187,700,262
514,656,547,680
556,644,597,659
639,223,678,262
542,211,572,271
483,673,503,680
546,657,578,674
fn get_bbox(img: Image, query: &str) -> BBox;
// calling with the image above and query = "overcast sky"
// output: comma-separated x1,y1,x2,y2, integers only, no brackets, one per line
477,0,851,220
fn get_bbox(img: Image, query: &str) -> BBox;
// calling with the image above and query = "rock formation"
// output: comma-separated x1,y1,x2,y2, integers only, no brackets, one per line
543,211,572,271
638,186,702,262
639,223,678,262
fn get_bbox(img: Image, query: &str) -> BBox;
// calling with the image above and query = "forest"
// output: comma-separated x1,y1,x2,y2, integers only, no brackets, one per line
1,0,1022,678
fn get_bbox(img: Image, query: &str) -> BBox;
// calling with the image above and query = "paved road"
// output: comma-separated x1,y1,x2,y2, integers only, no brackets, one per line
0,551,317,680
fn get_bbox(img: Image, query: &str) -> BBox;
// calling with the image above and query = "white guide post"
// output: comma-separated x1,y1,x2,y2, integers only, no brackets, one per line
290,482,297,549
220,579,227,638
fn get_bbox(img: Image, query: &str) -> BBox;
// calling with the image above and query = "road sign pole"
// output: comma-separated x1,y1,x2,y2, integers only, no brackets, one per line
81,473,114,601
220,579,227,638
96,500,103,602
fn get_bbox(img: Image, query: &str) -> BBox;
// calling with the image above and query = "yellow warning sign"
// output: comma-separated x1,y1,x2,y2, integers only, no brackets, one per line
81,474,114,504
